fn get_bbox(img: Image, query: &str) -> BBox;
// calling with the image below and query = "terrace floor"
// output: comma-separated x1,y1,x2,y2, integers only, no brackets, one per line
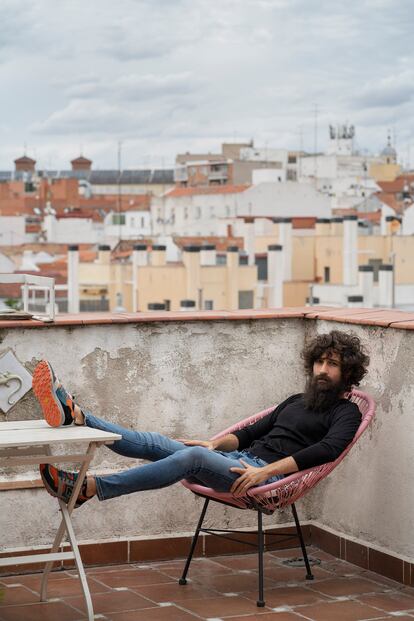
1,546,414,621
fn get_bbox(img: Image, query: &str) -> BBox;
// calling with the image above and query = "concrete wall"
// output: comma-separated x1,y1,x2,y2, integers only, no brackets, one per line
308,320,414,558
0,318,305,550
1,315,414,562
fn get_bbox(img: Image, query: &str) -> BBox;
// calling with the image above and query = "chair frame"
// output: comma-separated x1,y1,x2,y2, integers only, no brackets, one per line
179,389,375,607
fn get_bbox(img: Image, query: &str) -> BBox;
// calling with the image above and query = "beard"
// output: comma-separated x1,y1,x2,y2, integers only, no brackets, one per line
303,374,346,412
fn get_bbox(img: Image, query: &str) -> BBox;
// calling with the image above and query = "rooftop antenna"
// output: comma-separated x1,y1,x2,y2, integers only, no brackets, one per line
313,103,318,183
117,140,123,242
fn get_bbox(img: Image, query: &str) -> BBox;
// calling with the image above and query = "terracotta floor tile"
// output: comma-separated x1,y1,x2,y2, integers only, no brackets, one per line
40,576,110,598
0,601,81,621
0,585,39,606
262,565,331,583
179,595,264,617
158,558,234,578
108,604,200,621
222,613,303,621
308,577,390,597
297,599,387,621
93,568,174,588
190,572,275,593
361,569,406,589
0,571,72,586
211,554,276,571
133,582,217,602
65,589,154,614
244,585,329,607
320,560,367,577
357,591,414,613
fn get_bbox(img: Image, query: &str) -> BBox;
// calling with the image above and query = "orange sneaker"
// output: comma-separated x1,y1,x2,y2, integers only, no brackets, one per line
32,360,77,427
40,464,91,508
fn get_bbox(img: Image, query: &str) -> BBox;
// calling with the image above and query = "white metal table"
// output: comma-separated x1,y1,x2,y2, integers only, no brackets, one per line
0,419,121,620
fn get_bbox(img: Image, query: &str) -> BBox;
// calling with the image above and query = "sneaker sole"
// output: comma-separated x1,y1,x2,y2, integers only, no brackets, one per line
32,361,65,427
39,464,83,508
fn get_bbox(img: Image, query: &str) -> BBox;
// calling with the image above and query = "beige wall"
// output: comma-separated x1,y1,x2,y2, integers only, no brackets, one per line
369,162,401,182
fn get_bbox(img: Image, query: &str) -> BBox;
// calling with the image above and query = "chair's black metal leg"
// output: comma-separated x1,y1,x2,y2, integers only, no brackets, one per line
179,498,210,585
291,503,314,580
257,509,265,607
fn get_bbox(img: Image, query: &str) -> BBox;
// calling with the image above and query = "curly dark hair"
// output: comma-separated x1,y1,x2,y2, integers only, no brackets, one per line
302,330,369,391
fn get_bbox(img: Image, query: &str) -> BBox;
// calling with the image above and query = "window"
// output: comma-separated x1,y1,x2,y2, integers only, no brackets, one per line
216,254,227,265
255,256,268,281
324,266,330,283
204,300,214,310
141,216,145,228
184,207,188,220
196,206,201,219
210,206,215,218
239,255,248,265
288,155,297,164
225,205,230,217
238,290,254,309
112,214,126,225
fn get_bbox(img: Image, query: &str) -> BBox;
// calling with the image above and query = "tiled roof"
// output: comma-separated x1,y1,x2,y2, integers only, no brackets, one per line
0,169,175,185
377,175,414,193
166,184,249,197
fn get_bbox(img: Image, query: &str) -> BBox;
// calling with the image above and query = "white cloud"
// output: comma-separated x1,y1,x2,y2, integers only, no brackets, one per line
1,0,414,168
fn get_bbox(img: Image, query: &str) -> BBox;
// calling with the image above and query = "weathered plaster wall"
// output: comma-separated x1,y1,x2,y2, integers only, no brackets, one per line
1,317,413,562
305,320,414,559
0,319,305,549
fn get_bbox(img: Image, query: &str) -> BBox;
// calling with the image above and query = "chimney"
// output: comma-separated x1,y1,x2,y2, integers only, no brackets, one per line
98,244,111,265
347,295,363,308
267,245,283,307
182,245,201,308
71,156,92,171
67,244,80,313
200,244,216,266
331,217,343,236
385,215,401,236
378,264,393,307
358,265,374,308
151,244,166,266
226,246,239,310
343,215,358,285
243,217,255,266
315,218,331,236
132,244,148,312
14,155,36,172
278,218,292,281
180,299,196,311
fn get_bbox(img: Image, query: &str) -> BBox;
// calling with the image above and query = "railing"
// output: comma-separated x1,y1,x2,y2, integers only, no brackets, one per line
0,273,56,321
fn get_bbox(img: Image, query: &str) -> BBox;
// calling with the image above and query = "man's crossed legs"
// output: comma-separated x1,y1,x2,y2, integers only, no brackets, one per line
33,361,280,507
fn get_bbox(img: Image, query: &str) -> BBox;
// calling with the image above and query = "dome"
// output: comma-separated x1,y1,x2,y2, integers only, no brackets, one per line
381,145,397,157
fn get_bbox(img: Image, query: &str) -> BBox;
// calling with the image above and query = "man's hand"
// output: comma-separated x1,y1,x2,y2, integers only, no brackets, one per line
230,460,268,497
177,439,215,451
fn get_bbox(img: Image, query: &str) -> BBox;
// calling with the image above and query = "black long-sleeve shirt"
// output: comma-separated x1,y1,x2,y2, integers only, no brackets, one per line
233,394,361,471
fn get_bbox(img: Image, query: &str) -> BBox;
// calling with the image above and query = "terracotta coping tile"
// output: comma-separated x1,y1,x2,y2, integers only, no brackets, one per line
1,306,414,330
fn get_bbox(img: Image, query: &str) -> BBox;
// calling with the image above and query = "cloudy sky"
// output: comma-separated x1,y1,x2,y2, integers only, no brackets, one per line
0,0,413,170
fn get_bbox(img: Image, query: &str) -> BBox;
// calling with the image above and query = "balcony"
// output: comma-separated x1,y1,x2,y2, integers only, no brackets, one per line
1,308,414,619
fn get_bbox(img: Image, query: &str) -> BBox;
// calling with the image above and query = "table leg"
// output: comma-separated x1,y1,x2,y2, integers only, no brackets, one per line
40,442,97,606
60,501,94,621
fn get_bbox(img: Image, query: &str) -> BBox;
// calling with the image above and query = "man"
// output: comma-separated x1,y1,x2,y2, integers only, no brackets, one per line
35,330,369,507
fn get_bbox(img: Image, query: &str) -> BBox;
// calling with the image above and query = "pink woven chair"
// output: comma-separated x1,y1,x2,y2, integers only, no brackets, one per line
179,389,375,606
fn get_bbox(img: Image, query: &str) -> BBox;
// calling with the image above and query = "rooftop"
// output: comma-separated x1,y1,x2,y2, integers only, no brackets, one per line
2,545,414,620
1,309,414,620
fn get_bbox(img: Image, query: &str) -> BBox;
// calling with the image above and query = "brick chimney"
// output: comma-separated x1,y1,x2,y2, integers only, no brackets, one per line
14,155,36,172
71,156,92,171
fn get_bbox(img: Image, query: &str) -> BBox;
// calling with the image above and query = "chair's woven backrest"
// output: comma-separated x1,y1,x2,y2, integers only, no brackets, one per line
181,389,375,513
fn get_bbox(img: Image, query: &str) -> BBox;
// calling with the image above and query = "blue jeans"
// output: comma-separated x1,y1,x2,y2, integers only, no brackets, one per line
84,412,282,501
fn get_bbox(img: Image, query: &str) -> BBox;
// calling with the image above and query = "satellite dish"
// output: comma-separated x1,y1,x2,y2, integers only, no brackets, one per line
33,207,41,215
